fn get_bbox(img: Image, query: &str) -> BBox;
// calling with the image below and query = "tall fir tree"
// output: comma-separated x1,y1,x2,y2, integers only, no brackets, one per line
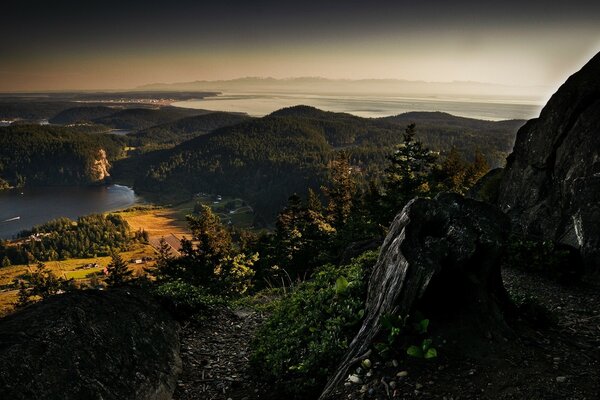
380,123,438,224
105,250,132,287
322,152,356,229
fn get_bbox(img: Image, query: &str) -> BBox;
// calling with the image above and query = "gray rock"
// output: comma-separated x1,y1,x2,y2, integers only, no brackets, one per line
0,289,181,400
497,51,600,272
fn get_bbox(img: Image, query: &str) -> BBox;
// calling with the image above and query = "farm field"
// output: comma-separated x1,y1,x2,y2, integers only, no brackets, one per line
0,244,156,316
0,193,255,316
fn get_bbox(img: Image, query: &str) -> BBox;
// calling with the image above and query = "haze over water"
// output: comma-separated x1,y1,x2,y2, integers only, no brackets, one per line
174,92,542,121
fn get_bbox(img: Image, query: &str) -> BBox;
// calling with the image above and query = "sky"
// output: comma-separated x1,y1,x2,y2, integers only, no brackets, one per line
1,0,599,93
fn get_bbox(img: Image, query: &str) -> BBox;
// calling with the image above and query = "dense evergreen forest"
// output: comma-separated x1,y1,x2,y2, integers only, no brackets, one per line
0,213,139,265
127,112,250,147
0,102,524,222
134,106,523,220
0,125,126,188
51,105,211,130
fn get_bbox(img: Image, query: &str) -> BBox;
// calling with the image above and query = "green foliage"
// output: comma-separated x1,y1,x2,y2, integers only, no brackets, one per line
414,318,430,334
376,313,438,360
147,237,175,283
0,124,125,188
272,193,336,278
153,280,226,319
407,339,438,359
15,263,75,307
378,123,439,224
250,251,377,399
434,148,490,194
105,250,133,287
375,314,407,355
149,206,258,296
128,112,249,147
0,214,134,265
334,276,349,295
215,252,258,295
322,152,356,229
93,106,206,130
135,108,519,222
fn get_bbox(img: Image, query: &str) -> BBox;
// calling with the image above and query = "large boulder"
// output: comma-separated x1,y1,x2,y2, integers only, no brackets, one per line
0,289,181,400
320,193,511,399
497,52,600,271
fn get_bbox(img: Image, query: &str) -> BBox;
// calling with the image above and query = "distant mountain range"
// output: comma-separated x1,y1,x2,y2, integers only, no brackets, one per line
136,77,548,101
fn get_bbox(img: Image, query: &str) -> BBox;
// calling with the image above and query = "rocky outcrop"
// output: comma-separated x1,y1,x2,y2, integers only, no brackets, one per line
320,193,511,399
0,289,181,400
497,52,600,271
90,148,111,181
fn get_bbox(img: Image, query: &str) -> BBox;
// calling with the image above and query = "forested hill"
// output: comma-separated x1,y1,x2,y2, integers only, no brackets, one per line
134,106,525,221
92,107,212,130
127,112,250,146
51,106,213,131
0,125,126,188
135,115,332,220
49,106,120,124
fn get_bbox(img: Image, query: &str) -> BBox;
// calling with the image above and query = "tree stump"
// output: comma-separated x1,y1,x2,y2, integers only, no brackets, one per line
320,193,512,399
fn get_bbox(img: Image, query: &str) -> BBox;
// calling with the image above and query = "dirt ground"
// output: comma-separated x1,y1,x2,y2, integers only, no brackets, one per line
175,268,599,400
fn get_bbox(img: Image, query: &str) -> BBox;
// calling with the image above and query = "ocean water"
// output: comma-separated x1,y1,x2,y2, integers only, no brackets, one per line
173,92,543,121
0,185,139,239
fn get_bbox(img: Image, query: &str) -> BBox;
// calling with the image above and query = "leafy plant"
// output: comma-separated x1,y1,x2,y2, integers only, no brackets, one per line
334,276,349,295
413,318,430,334
407,338,438,359
250,251,377,399
376,314,438,360
153,280,225,319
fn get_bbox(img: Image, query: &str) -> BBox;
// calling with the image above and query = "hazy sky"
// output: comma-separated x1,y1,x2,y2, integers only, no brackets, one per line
1,0,599,93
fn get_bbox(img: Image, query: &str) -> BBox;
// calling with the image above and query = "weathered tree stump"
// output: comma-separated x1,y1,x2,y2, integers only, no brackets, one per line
320,193,512,399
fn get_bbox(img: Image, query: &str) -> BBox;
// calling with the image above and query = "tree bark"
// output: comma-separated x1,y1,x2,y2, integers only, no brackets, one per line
320,193,512,399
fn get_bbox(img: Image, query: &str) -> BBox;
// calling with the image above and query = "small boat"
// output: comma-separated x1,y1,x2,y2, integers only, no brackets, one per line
2,216,20,222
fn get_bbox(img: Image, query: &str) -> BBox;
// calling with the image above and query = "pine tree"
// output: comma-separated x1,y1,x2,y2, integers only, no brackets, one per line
381,123,438,224
15,263,74,307
322,152,356,229
465,150,490,188
180,205,233,285
438,147,469,194
306,188,323,213
1,256,11,267
105,250,132,287
148,237,176,282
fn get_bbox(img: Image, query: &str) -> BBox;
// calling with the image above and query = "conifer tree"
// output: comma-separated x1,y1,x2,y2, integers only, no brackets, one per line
381,123,438,224
147,237,177,282
322,152,356,229
105,250,132,287
180,205,233,285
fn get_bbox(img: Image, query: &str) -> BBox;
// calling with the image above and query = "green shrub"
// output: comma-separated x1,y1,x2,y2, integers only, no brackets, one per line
154,281,225,319
250,251,377,398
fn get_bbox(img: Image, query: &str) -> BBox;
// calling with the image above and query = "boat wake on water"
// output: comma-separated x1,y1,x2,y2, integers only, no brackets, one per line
2,216,20,223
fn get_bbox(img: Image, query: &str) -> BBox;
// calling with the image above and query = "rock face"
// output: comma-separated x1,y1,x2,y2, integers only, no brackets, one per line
0,289,181,400
320,193,511,399
497,52,600,271
89,148,111,181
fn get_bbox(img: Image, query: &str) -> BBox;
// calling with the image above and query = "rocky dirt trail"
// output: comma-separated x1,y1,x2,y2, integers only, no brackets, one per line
173,268,600,400
173,308,272,400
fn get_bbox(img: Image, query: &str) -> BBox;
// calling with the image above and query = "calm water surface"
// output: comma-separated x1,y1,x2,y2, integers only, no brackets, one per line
173,92,543,121
0,185,139,239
